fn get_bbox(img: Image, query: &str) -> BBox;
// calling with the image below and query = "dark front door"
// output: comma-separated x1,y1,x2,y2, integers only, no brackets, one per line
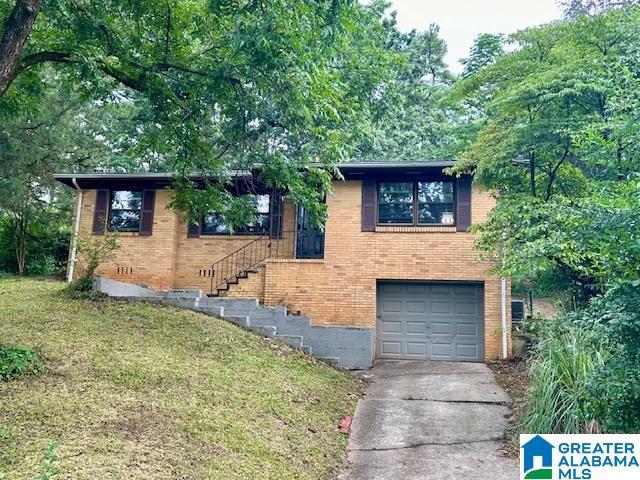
296,205,324,259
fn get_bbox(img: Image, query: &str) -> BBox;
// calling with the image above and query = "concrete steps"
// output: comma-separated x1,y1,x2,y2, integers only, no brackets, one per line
93,277,373,370
157,295,372,369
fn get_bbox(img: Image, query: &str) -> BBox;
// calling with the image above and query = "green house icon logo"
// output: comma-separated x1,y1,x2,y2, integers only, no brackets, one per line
521,435,554,479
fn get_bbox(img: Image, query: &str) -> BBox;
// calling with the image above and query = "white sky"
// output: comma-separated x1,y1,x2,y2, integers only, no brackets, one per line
387,0,563,72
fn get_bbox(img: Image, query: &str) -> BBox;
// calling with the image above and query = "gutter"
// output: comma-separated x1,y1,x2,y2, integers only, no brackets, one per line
501,276,508,359
67,177,83,284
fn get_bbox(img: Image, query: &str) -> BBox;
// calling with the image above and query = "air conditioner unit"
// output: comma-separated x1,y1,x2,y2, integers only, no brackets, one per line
512,299,525,324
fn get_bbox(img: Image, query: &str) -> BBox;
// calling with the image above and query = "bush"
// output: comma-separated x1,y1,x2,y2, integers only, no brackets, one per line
573,283,640,432
520,321,608,434
0,345,42,380
64,233,119,298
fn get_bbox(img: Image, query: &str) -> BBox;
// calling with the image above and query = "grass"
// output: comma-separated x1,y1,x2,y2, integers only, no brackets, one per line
0,277,366,479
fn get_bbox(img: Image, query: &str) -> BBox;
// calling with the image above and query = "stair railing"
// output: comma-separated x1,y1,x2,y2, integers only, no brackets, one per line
209,231,296,296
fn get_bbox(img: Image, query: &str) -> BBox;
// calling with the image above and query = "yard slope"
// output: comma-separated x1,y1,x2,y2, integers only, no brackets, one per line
0,278,365,479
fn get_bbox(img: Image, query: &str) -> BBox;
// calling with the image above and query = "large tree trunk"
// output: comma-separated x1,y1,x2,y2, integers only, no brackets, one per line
0,0,42,98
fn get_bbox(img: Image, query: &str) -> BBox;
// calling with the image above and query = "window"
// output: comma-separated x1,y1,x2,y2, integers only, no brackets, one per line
108,190,142,231
377,181,455,225
417,181,455,225
377,182,414,224
202,194,270,235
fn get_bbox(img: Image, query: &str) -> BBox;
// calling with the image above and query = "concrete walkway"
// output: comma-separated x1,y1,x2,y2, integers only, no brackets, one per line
339,360,519,480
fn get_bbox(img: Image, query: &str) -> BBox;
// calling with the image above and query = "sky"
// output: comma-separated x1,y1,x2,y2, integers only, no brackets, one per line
387,0,563,72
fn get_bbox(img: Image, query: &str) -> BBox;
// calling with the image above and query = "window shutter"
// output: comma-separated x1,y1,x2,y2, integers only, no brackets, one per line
456,176,473,232
139,189,155,236
269,192,283,239
92,189,109,235
361,180,377,232
187,217,201,238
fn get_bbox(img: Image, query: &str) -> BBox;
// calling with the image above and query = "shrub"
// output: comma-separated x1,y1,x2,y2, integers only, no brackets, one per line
588,356,640,433
573,283,640,432
520,321,608,434
65,233,119,298
0,345,42,380
75,233,120,281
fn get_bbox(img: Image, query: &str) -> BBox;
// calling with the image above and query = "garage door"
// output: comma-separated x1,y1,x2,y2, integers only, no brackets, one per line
376,282,484,362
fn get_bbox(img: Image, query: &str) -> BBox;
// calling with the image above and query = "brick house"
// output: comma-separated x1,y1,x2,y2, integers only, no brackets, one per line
55,161,511,368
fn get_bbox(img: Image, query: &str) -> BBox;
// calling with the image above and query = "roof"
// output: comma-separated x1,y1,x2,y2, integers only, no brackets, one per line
53,160,459,188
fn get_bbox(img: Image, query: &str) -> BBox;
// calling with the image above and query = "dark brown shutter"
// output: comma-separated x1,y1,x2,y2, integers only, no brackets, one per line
139,189,155,236
269,192,283,239
92,189,109,235
361,180,377,232
456,176,473,232
187,217,201,238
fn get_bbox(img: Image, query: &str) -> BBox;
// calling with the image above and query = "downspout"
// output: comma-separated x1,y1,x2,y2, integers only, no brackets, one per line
67,178,83,283
501,276,508,359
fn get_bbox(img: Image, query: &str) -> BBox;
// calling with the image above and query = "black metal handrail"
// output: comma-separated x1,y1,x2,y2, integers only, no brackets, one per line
209,231,296,296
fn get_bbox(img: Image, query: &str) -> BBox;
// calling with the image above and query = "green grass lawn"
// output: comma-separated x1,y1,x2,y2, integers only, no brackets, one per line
0,277,366,479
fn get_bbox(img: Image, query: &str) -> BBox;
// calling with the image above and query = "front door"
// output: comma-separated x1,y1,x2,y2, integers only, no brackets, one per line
295,205,324,259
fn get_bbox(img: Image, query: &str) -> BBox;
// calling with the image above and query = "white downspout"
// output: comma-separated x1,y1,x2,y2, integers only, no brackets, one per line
67,178,83,283
501,276,508,359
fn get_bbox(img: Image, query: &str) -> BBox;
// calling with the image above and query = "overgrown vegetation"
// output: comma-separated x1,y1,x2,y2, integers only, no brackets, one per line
0,278,365,479
521,322,608,434
448,5,640,435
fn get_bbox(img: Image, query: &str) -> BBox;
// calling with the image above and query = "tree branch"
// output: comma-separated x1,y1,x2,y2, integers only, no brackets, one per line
545,147,571,201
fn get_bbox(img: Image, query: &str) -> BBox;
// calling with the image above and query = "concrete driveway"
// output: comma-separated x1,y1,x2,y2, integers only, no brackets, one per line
339,360,519,480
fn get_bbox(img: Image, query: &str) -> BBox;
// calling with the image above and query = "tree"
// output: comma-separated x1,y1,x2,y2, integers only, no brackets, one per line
460,33,505,78
0,0,41,97
0,73,148,274
452,6,640,298
352,17,460,160
1,0,394,227
559,0,639,17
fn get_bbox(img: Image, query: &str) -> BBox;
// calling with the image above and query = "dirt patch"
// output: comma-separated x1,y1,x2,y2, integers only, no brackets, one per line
488,358,530,458
98,407,175,443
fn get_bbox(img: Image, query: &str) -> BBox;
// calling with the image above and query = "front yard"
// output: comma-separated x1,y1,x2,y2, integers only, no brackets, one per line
0,278,365,479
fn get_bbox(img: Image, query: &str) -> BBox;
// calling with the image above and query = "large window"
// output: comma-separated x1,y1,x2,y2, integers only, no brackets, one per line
202,194,270,235
377,181,455,225
108,190,142,231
